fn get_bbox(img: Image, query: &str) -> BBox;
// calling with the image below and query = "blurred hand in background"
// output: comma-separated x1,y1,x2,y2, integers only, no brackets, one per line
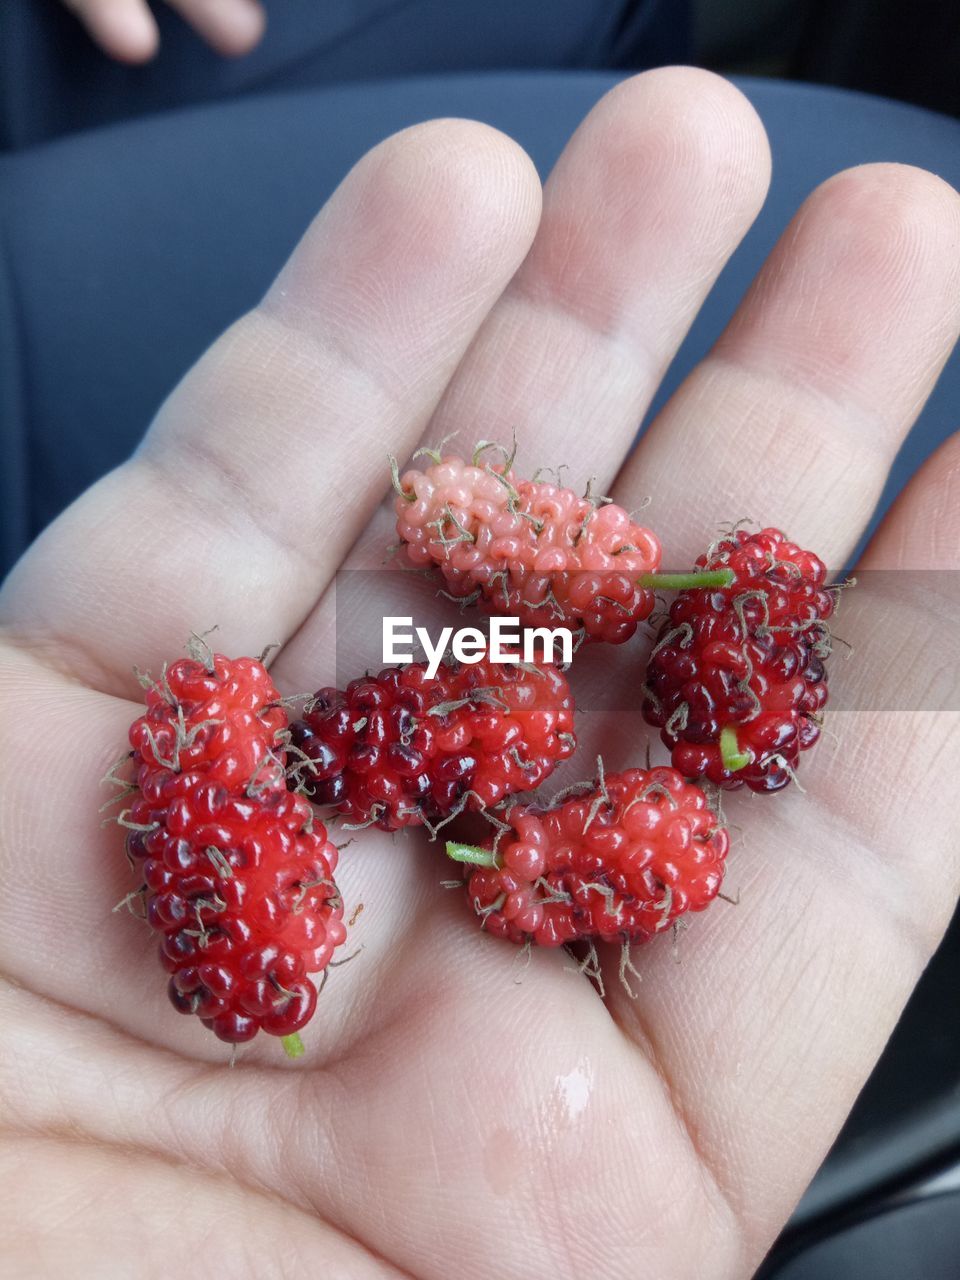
60,0,266,62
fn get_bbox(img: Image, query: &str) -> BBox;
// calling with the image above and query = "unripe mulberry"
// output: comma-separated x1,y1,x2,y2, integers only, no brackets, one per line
394,449,661,644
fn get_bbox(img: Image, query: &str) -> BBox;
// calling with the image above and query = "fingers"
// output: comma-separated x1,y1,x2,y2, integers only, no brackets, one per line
274,69,771,689
813,431,960,911
164,0,265,57
424,68,771,486
62,0,160,62
0,122,541,695
602,435,960,1268
63,0,264,61
614,163,960,568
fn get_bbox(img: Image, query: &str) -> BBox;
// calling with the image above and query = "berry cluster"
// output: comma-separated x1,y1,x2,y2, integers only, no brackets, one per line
123,648,345,1047
394,448,661,643
289,655,575,832
449,765,728,956
114,443,842,1051
642,528,834,791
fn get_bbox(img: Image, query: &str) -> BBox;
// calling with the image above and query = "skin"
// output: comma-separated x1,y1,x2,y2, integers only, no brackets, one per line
60,0,265,62
0,67,959,1278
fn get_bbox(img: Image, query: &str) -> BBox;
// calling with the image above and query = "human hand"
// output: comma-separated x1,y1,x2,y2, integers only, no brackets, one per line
1,68,959,1277
60,0,265,62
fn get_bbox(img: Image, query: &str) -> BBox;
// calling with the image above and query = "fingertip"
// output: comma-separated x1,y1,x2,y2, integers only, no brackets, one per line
522,66,772,334
821,161,960,214
259,117,542,352
379,118,543,230
716,161,960,421
337,117,544,282
208,0,267,57
810,162,960,269
596,67,773,211
164,0,266,58
81,1,160,63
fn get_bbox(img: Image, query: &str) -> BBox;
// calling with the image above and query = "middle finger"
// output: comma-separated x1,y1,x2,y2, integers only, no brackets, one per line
422,67,772,488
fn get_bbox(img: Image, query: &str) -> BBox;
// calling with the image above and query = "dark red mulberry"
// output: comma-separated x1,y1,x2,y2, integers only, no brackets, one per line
643,527,836,792
290,654,576,832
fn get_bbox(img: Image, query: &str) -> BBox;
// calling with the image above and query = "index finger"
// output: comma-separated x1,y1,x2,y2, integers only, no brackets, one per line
0,121,542,695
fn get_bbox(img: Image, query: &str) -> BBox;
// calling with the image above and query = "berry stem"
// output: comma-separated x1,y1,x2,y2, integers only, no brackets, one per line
638,569,735,591
281,1033,305,1059
445,840,501,869
719,725,751,773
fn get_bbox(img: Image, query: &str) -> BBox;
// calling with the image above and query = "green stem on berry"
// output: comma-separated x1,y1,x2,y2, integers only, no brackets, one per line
445,840,501,869
638,569,735,591
281,1033,305,1059
719,725,751,773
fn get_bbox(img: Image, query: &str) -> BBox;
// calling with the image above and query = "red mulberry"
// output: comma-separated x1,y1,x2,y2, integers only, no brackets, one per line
449,765,728,953
122,647,346,1050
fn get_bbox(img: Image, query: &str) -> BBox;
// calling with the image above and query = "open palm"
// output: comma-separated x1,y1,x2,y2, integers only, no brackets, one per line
2,69,959,1279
